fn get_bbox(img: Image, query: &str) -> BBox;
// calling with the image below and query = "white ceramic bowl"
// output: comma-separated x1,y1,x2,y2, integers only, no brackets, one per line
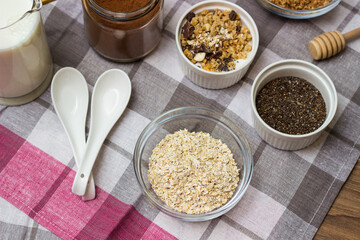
175,0,259,89
251,59,337,150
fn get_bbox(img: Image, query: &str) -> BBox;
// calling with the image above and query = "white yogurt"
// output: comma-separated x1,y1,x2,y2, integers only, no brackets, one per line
235,59,248,70
0,0,52,101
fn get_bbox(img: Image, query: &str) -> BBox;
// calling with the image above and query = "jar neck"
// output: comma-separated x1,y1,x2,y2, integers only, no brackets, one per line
87,0,159,22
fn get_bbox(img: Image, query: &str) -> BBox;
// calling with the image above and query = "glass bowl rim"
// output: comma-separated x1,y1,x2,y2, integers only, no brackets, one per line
133,106,254,221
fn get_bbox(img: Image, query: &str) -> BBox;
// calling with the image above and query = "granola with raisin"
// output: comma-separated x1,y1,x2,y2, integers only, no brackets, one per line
180,9,252,72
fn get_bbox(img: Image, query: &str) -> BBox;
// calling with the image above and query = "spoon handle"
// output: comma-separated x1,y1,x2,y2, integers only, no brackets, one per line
72,130,108,196
74,145,96,200
81,173,96,201
71,69,131,196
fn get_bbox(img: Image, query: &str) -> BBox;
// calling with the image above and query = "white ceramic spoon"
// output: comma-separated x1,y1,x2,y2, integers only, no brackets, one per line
72,69,132,196
51,67,96,201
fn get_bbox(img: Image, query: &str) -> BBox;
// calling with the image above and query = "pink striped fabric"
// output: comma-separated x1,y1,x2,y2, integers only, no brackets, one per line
0,124,176,240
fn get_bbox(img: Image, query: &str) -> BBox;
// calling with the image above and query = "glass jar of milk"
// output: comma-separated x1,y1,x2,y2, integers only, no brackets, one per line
0,0,53,105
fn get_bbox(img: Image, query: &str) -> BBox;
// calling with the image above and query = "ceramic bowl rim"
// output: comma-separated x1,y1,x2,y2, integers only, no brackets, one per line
175,0,259,76
250,59,338,139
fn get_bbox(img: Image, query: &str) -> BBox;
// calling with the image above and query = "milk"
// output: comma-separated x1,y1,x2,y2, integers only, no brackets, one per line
0,0,52,103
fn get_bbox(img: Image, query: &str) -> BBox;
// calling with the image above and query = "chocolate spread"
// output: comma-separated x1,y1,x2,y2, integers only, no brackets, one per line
82,0,163,62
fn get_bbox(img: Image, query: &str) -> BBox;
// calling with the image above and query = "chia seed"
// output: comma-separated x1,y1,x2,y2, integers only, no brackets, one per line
256,76,327,135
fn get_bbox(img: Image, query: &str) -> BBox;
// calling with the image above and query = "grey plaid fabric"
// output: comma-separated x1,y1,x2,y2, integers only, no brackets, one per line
0,0,359,239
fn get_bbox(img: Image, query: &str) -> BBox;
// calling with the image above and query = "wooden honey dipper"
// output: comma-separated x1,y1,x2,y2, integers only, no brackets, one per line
308,27,360,60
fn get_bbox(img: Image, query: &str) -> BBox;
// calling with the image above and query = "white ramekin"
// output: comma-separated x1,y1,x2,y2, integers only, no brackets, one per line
250,59,338,150
175,0,259,89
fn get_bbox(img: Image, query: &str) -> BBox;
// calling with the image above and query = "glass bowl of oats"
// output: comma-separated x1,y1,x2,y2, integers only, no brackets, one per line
133,107,253,221
256,0,341,19
175,0,259,89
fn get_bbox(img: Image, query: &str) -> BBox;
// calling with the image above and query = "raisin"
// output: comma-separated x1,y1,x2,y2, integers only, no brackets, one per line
229,10,238,21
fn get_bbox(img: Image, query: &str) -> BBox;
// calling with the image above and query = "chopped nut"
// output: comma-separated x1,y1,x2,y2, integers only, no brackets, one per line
183,49,192,60
204,23,210,32
194,52,206,62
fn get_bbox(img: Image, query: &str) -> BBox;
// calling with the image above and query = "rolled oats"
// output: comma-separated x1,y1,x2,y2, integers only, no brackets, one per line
148,129,239,214
180,9,252,72
269,0,331,10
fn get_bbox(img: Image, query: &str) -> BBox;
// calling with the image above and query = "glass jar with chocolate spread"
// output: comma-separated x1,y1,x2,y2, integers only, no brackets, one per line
82,0,163,62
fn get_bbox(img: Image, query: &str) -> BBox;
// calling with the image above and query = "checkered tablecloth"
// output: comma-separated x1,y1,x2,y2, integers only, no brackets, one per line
1,0,359,239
